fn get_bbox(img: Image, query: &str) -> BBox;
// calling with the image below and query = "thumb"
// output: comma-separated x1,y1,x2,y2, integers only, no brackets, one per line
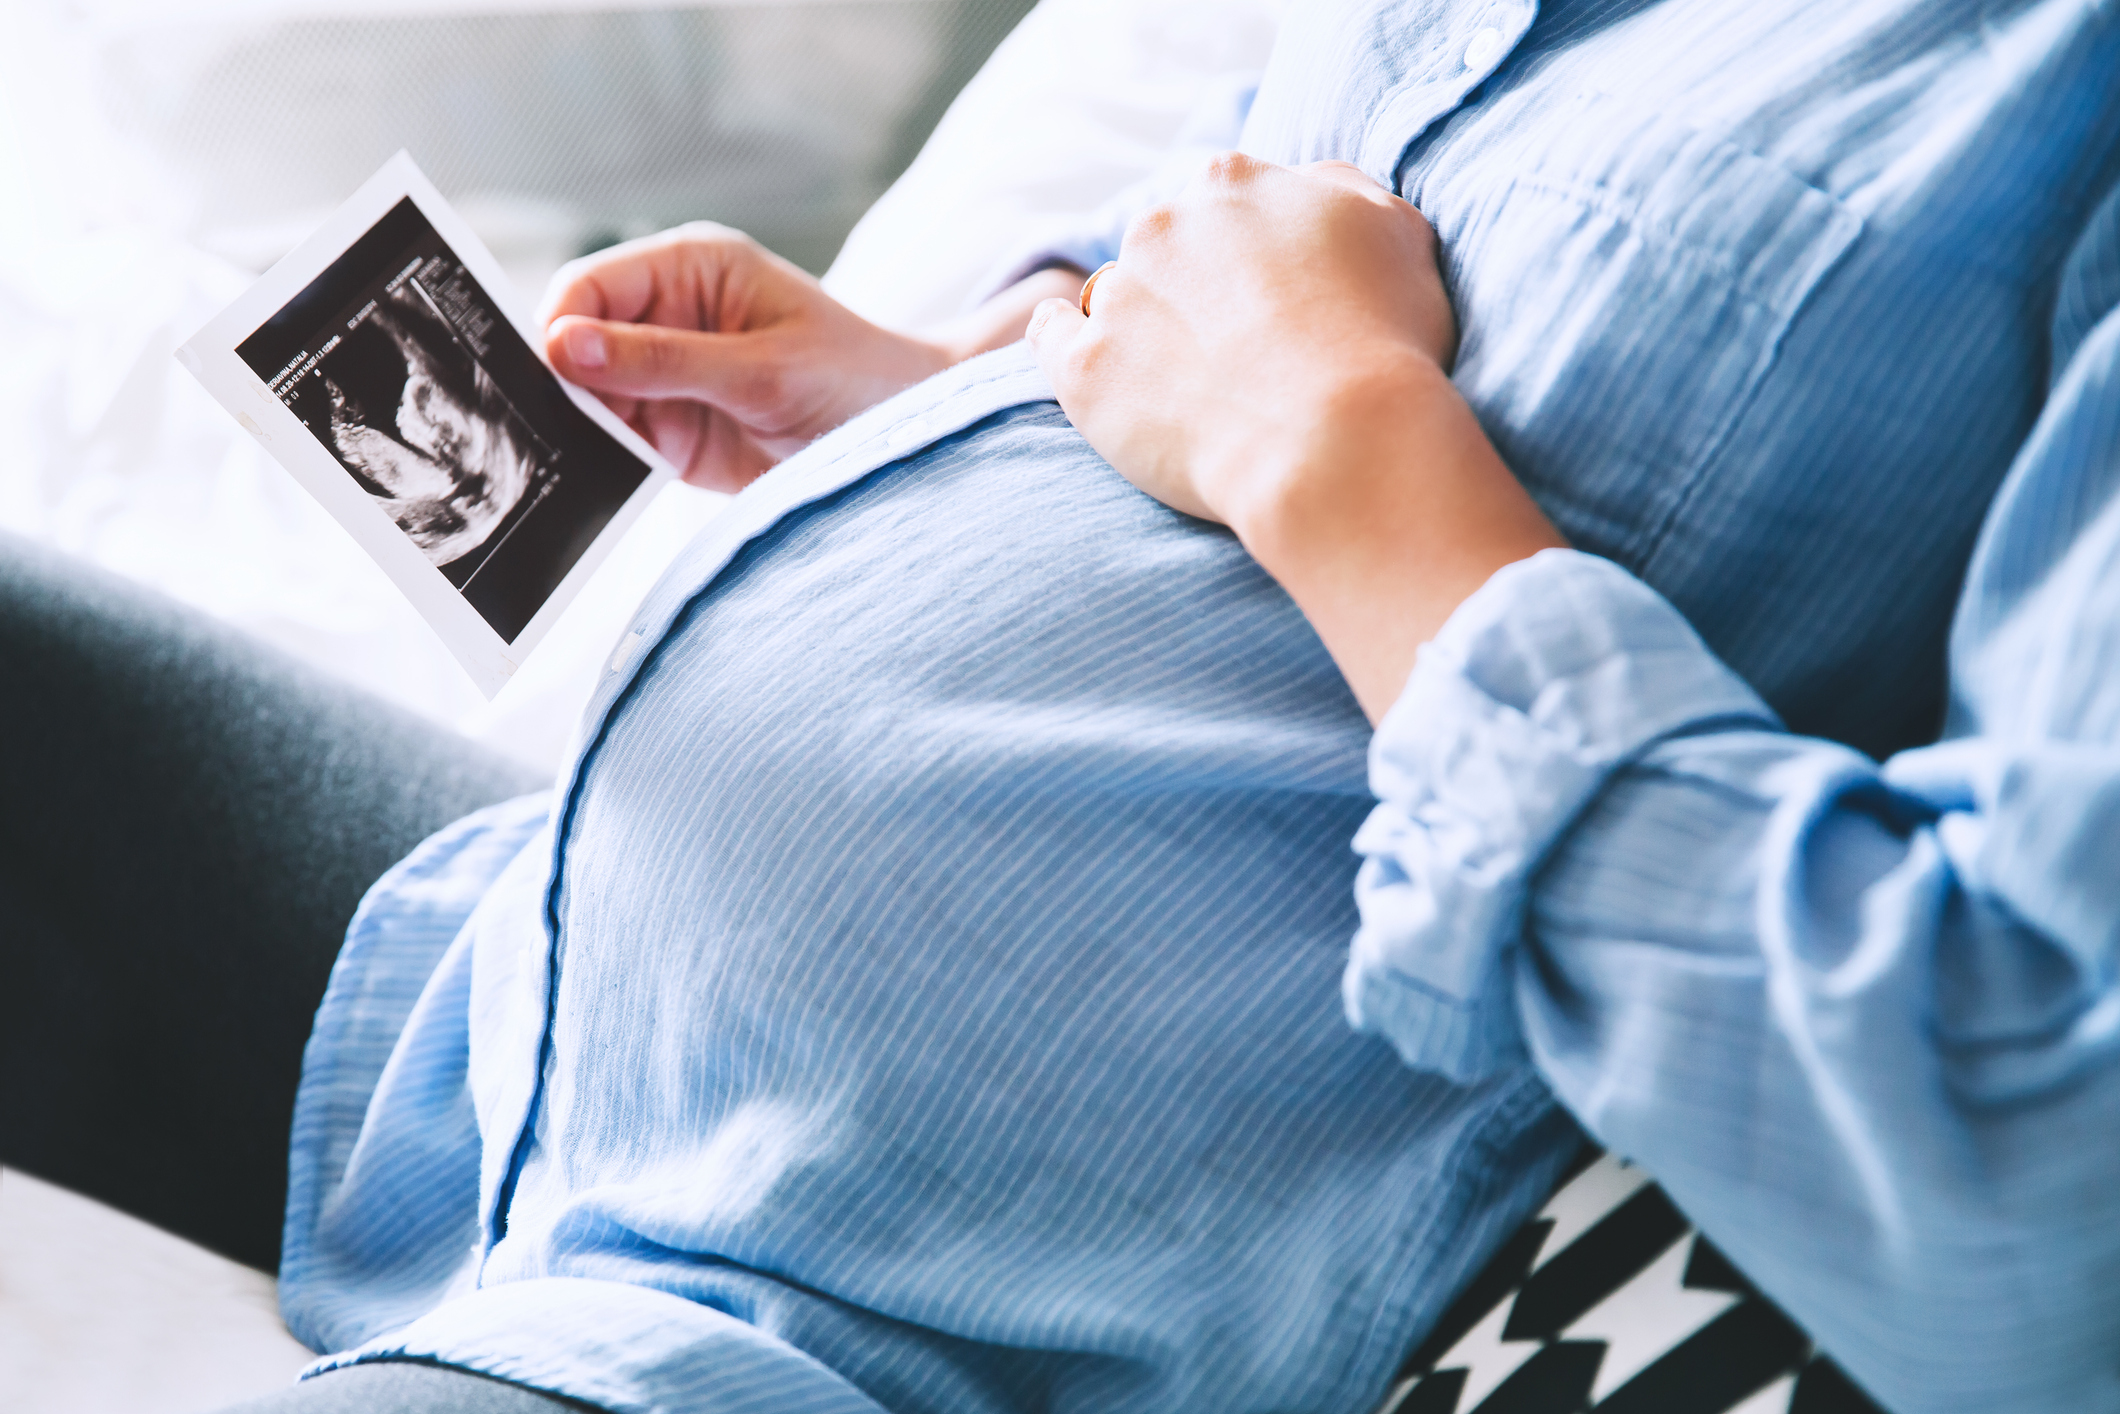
1025,296,1091,400
547,315,758,405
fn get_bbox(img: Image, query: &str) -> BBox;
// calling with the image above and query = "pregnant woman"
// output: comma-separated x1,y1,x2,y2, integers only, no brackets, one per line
2,2,2114,1413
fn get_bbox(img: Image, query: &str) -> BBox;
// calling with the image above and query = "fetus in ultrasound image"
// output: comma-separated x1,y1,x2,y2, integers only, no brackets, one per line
317,276,549,571
241,198,650,642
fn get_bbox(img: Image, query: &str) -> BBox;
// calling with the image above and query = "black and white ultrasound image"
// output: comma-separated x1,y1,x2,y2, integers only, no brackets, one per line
241,199,649,643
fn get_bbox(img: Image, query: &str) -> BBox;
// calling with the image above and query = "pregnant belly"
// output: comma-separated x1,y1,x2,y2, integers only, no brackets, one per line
499,401,1567,1412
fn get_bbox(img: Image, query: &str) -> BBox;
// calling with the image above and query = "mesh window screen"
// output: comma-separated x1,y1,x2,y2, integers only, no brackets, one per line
88,0,1037,275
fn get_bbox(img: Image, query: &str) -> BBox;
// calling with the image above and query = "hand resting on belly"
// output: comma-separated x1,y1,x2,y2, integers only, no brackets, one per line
1026,154,1565,721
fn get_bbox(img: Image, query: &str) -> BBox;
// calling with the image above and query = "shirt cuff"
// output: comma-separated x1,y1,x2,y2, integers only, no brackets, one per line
1343,548,1777,1083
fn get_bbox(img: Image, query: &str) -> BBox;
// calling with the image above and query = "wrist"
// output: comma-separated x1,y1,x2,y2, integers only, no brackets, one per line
1228,351,1473,576
1229,352,1566,721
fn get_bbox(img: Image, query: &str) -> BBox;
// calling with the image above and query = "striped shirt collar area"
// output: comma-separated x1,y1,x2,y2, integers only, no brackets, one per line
582,343,1051,728
1242,0,1540,183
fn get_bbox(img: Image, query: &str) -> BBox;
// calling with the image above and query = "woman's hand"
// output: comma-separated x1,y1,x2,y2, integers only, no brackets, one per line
1026,155,1565,721
542,224,1079,493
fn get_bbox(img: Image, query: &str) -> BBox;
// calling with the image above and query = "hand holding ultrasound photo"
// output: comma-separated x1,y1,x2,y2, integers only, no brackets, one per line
179,154,676,695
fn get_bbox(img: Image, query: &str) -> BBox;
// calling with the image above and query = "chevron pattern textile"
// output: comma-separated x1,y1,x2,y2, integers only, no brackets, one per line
1374,1154,1887,1414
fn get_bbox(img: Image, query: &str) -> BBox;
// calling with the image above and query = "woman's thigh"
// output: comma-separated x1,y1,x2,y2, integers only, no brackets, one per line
0,534,544,1270
217,1363,594,1414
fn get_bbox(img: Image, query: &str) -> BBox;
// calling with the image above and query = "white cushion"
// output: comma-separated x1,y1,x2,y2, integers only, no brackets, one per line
0,1168,312,1412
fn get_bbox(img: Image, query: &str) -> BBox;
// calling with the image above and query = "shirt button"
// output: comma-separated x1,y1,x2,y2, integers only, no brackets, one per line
1462,27,1506,71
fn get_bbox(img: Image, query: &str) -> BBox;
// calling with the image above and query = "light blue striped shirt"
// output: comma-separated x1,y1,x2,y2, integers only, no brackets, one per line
278,3,2120,1412
1353,188,2120,1412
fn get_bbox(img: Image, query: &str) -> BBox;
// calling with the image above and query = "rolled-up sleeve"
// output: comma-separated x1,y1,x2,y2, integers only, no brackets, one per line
1344,549,1774,1083
1346,263,2120,1411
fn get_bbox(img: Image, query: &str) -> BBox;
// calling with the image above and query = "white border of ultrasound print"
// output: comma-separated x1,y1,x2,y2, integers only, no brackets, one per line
176,151,677,698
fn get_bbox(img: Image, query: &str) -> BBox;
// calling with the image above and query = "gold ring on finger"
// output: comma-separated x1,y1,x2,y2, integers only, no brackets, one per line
1079,260,1119,317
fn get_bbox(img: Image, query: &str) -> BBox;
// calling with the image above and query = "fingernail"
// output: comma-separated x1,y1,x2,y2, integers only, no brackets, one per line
568,324,607,369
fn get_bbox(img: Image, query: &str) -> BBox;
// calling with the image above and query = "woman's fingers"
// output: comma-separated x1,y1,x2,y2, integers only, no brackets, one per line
1025,296,1092,402
1027,292,1130,465
546,315,765,408
536,222,757,328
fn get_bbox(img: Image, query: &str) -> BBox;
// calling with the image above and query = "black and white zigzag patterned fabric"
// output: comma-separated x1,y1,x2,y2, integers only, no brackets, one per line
1373,1153,1889,1414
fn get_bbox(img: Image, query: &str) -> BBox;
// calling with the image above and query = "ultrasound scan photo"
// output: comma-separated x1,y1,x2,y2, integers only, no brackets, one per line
238,197,651,643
